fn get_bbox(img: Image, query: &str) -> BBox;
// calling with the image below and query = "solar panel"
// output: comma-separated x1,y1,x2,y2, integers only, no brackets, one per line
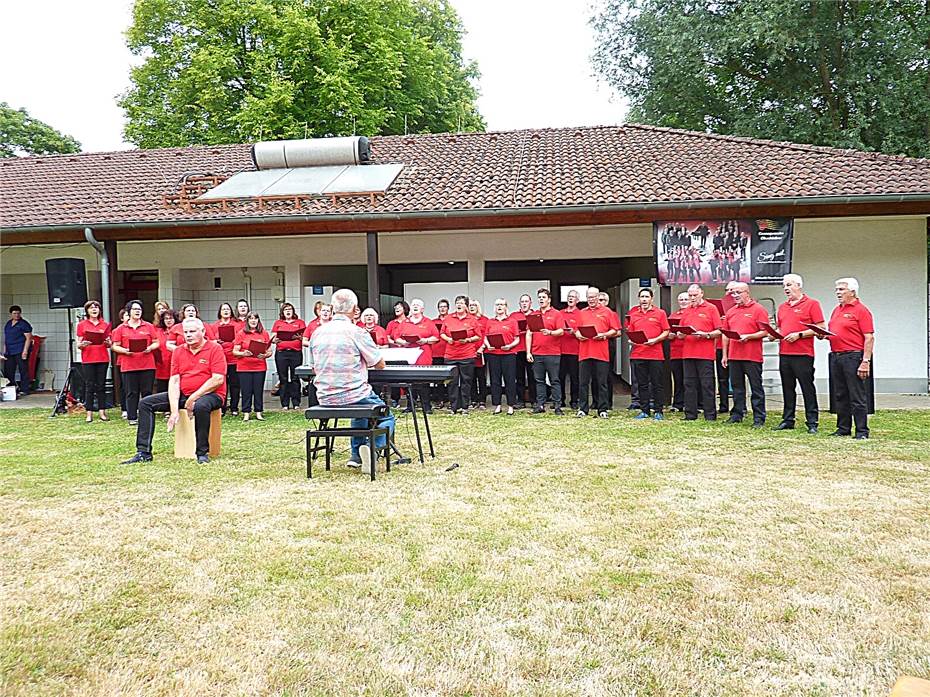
263,166,347,196
323,164,404,194
195,169,290,200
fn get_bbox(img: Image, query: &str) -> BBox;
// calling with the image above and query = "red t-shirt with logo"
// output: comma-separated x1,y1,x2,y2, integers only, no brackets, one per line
668,311,685,360
828,300,874,352
681,301,722,360
396,317,440,365
626,306,670,361
234,329,270,372
441,314,482,361
76,318,111,364
528,307,564,356
723,301,770,362
170,339,227,400
271,318,306,351
484,316,520,355
577,306,619,363
155,327,173,380
111,321,159,372
777,295,825,357
168,322,217,344
431,316,448,358
507,311,530,353
560,307,581,355
213,319,243,366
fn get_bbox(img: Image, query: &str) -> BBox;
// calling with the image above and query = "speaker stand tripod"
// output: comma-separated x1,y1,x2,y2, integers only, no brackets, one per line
50,310,77,418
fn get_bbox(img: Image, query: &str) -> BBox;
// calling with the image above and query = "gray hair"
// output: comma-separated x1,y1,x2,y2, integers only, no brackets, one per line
360,307,378,322
410,298,425,311
783,273,803,287
182,317,204,330
836,277,859,294
331,288,358,314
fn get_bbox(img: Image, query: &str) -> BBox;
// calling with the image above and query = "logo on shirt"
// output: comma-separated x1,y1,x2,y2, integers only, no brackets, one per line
199,358,208,364
843,313,854,319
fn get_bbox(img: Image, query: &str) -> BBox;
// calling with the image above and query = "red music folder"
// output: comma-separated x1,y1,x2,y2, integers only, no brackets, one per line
275,330,297,341
757,322,784,340
706,298,725,315
128,338,148,353
486,333,506,348
434,320,444,331
217,324,236,342
248,339,269,355
517,318,528,332
578,325,598,339
675,326,697,335
450,329,468,340
720,329,741,340
802,322,834,337
84,330,106,345
400,334,421,345
525,314,545,332
625,329,648,344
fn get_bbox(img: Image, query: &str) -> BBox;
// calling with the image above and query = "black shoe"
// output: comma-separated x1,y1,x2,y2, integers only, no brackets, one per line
683,416,697,421
854,434,869,440
726,417,742,424
627,404,639,411
773,422,794,431
197,455,210,464
719,406,729,414
532,406,545,414
121,452,152,464
554,408,565,416
830,430,851,437
807,425,818,434
752,422,765,429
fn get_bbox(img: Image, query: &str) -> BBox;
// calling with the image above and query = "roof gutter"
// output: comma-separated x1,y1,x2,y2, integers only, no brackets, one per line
6,192,930,235
84,227,111,322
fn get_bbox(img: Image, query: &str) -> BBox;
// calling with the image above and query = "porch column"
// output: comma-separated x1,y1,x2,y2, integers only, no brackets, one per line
158,268,182,307
467,256,485,309
284,263,301,309
366,232,380,313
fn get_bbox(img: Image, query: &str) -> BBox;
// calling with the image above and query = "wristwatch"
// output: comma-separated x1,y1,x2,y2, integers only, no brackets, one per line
862,358,871,363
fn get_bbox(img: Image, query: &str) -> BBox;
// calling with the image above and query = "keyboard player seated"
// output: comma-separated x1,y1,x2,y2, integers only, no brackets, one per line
307,288,396,472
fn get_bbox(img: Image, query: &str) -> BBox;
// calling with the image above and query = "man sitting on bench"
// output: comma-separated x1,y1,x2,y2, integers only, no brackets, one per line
122,318,227,465
308,288,395,472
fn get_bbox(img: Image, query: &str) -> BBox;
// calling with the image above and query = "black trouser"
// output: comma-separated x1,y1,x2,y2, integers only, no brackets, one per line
579,358,610,414
239,370,265,413
832,351,869,437
472,364,487,406
431,357,446,404
225,364,240,413
683,358,716,420
447,359,474,412
633,359,665,415
559,353,580,408
275,349,302,408
3,352,29,393
136,391,223,457
155,378,169,394
670,359,685,410
486,353,517,407
728,360,765,424
715,348,729,411
82,362,108,411
533,354,561,408
779,354,818,428
116,367,128,412
516,352,536,404
122,369,154,421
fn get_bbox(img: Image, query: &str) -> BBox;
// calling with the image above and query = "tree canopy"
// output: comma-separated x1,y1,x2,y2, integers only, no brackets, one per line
591,0,930,158
0,103,81,158
120,0,484,148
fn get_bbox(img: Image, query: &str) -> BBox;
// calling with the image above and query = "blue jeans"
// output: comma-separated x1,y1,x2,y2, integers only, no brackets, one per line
348,391,395,460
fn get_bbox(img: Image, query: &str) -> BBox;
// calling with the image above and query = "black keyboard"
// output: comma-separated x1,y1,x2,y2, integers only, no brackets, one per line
295,364,455,385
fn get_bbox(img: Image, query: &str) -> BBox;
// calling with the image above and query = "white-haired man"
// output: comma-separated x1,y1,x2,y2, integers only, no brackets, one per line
680,284,722,421
575,286,620,418
721,283,769,427
774,273,825,433
827,278,875,439
394,298,440,414
309,288,395,469
122,317,227,465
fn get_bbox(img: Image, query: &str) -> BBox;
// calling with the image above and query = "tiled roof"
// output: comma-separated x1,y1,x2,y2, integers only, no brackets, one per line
2,124,930,231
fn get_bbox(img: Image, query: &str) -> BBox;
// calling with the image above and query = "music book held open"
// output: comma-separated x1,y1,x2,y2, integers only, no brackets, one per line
525,314,545,332
675,326,697,335
276,330,297,341
517,319,528,332
486,333,506,348
757,322,784,340
578,325,597,339
802,322,835,337
248,340,269,355
128,338,147,353
720,329,741,340
217,325,236,342
450,329,468,340
400,334,421,345
625,329,648,344
84,330,106,345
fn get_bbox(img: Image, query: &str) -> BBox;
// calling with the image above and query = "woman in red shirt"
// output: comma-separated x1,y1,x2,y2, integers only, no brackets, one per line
360,308,389,345
152,299,169,326
76,299,112,423
302,303,332,344
440,295,483,414
167,304,216,350
386,301,410,345
115,308,129,418
233,311,271,421
153,308,178,394
110,299,159,425
271,302,307,410
214,302,244,416
468,300,490,409
483,299,521,415
394,298,440,413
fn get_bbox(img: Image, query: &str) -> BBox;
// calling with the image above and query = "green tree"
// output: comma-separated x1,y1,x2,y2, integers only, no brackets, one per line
120,0,484,148
591,0,930,158
0,103,81,157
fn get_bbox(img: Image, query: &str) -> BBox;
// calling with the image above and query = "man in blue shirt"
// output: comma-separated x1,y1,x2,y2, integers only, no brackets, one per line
2,306,33,395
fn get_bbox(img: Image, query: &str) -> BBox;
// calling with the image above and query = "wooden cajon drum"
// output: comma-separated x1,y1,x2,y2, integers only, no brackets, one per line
891,677,930,697
174,409,222,458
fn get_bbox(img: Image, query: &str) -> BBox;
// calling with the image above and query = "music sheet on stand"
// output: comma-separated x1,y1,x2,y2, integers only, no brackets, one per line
380,348,423,365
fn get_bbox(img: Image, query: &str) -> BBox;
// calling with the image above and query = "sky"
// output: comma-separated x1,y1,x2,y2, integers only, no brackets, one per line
1,0,627,154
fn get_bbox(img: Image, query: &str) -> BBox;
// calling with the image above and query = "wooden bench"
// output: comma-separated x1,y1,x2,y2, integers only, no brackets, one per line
173,409,222,459
891,677,930,697
305,405,391,481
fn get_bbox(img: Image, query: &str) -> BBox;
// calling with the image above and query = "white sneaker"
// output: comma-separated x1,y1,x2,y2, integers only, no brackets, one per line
576,410,586,418
359,444,372,474
598,411,609,419
345,459,361,469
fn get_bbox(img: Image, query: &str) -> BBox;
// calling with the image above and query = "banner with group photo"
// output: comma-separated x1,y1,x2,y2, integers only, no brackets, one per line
654,217,793,286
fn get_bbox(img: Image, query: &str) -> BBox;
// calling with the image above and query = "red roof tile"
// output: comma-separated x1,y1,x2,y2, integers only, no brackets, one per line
2,124,930,231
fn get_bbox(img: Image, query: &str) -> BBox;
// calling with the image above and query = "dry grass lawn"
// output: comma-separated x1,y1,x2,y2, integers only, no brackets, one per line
1,406,929,696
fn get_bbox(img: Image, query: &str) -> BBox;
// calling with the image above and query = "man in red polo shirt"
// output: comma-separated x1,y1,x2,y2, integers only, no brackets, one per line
440,295,483,414
627,288,670,420
559,289,582,411
575,286,619,418
509,293,535,408
680,284,722,421
526,288,565,414
122,318,227,464
667,291,690,412
827,277,875,439
774,273,825,433
721,283,770,427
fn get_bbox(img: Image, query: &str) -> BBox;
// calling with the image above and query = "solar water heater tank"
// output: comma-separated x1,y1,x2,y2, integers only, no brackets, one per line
251,136,371,169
